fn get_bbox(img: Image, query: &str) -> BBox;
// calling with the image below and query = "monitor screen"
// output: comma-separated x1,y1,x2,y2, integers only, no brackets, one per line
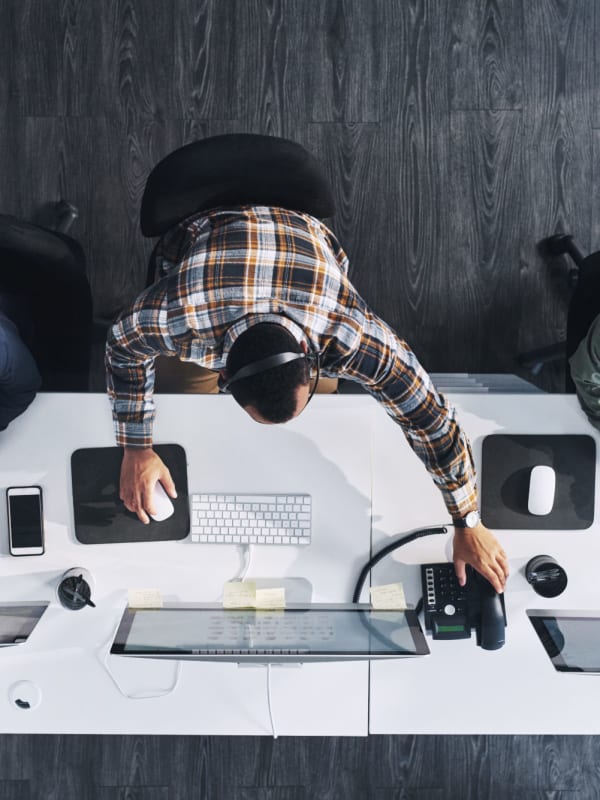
527,610,600,673
0,603,49,646
111,603,430,663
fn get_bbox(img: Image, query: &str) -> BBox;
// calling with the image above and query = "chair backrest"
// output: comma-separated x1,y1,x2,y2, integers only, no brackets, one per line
140,133,335,237
0,215,92,390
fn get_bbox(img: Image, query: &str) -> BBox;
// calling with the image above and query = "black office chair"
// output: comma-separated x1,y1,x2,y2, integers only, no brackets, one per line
140,133,335,240
139,133,338,395
518,233,600,392
0,207,93,391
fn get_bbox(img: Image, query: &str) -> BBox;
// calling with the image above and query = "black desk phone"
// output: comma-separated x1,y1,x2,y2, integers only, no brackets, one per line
421,563,506,650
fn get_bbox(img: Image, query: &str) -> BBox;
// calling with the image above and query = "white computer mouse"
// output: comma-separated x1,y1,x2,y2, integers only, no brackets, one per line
149,481,175,522
527,465,556,516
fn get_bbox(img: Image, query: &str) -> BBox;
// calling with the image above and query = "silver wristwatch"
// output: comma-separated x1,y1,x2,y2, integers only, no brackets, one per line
452,509,480,529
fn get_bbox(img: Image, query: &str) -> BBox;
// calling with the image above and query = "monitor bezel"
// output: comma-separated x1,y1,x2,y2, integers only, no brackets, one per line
110,602,430,663
0,601,49,646
527,609,600,674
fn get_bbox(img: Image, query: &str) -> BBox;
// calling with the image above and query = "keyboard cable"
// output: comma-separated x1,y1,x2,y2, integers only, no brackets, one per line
236,544,253,583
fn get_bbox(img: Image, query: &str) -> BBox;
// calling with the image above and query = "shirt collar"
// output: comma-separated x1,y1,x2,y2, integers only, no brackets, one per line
222,312,309,362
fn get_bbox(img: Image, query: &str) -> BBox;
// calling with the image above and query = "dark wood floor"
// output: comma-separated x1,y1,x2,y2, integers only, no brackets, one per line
2,0,596,391
1,734,600,799
2,0,600,795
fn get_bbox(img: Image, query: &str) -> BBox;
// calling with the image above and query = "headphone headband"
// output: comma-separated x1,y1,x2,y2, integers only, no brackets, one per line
221,351,307,391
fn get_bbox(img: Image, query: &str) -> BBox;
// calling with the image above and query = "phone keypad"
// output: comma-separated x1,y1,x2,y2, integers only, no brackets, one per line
422,563,468,630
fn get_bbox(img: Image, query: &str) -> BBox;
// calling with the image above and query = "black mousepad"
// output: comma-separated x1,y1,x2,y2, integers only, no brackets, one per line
480,434,595,530
71,444,189,544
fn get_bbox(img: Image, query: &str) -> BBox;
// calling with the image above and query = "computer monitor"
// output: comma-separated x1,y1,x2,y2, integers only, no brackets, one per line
528,609,600,674
0,602,49,647
110,603,430,663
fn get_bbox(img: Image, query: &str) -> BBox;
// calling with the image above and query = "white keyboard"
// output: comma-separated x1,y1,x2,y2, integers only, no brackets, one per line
190,493,312,545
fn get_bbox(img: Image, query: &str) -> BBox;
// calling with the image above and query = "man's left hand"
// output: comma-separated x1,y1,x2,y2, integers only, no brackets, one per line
453,522,509,594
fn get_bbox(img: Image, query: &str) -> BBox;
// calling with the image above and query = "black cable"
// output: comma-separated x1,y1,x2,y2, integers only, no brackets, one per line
352,526,448,604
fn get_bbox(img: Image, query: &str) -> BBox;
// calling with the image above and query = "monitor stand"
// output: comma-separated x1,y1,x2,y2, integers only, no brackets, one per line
236,577,313,671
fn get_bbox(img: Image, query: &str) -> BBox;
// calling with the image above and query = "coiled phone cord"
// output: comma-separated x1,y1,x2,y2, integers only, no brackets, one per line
352,526,448,604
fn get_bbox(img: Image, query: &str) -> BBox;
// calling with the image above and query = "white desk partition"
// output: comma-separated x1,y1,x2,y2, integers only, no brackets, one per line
369,394,600,735
0,393,374,735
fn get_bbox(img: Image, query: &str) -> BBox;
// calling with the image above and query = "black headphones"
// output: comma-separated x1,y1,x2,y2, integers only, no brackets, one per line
219,343,321,397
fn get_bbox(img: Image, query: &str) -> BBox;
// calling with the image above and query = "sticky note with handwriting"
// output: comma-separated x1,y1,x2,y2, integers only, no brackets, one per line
128,588,163,609
255,587,286,609
370,582,407,610
223,581,257,609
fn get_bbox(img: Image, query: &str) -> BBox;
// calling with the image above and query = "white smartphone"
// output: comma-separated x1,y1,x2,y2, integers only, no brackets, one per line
7,486,45,556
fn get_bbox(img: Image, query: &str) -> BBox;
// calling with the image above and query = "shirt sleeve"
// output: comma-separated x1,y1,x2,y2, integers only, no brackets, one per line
569,313,600,431
335,306,478,519
105,282,175,448
0,315,41,431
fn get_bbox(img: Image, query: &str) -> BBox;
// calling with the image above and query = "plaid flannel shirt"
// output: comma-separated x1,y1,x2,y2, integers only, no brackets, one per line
106,205,477,518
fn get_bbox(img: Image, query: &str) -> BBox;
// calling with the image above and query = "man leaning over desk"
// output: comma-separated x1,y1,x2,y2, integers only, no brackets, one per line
105,205,509,593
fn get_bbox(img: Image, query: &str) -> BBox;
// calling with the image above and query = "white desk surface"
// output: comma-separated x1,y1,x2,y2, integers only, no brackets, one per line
369,393,600,735
2,391,600,736
0,393,374,735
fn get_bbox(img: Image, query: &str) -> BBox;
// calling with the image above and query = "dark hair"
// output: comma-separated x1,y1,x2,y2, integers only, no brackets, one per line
226,323,309,422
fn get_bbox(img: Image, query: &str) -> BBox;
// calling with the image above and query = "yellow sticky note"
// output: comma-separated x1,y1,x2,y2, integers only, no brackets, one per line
370,582,407,610
255,587,286,609
223,581,257,609
128,588,163,609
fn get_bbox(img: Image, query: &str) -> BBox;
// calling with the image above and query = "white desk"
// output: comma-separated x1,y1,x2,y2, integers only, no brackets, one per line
0,393,374,735
3,391,600,736
369,394,600,734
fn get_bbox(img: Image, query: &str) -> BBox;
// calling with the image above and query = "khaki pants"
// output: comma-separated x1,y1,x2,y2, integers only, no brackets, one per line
154,356,338,395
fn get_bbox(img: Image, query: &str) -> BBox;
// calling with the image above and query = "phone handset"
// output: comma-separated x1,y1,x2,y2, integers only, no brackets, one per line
467,567,506,651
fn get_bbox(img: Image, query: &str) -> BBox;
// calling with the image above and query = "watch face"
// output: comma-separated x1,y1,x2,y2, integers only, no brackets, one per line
465,510,480,528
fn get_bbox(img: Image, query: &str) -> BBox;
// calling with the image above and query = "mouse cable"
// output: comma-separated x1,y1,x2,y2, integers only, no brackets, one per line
352,526,448,603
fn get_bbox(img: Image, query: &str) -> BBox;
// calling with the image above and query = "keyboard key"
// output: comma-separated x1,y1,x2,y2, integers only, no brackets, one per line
189,492,312,546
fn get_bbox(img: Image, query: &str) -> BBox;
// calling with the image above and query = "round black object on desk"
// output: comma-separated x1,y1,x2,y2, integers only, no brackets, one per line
526,555,568,598
57,571,95,610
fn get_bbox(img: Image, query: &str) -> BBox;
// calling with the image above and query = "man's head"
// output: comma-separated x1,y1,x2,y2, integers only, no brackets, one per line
223,323,311,424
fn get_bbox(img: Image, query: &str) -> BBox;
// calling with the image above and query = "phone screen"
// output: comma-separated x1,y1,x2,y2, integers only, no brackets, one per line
9,494,43,549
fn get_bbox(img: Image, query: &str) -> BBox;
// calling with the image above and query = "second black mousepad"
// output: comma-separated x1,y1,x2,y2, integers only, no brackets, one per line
71,444,189,544
480,434,595,530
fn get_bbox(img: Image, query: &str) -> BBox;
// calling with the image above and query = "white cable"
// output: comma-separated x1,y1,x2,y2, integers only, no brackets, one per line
266,663,278,739
237,544,253,582
216,545,254,603
99,614,181,700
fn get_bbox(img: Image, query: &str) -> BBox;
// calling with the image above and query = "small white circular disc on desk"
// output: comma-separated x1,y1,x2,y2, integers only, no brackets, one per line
8,681,42,710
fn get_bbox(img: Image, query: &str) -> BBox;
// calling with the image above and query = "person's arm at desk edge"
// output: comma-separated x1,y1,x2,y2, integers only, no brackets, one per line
339,308,509,593
105,286,177,523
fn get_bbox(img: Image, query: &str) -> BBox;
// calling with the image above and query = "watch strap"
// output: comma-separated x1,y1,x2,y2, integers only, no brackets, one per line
452,510,480,528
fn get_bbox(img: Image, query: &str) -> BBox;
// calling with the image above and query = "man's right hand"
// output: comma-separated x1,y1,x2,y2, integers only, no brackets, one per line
120,447,177,524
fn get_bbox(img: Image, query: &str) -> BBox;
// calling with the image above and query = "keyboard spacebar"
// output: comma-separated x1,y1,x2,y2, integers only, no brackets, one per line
234,494,278,504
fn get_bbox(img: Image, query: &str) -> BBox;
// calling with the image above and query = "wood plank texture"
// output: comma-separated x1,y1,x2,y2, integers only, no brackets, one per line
448,109,523,371
0,735,598,798
304,0,383,123
517,0,595,373
448,0,523,110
